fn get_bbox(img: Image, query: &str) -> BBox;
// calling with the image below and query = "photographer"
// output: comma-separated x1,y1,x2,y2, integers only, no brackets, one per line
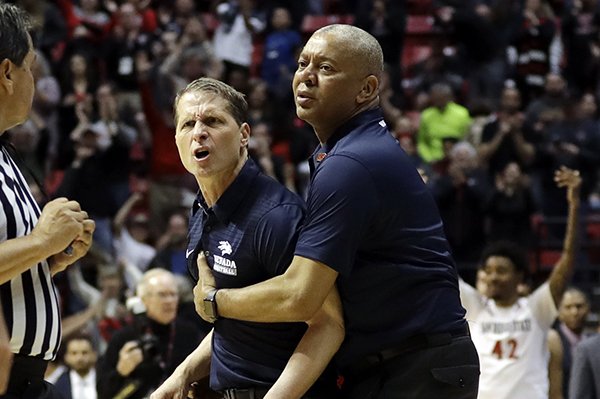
96,269,201,399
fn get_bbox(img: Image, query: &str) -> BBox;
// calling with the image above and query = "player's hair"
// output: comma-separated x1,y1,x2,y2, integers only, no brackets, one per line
0,2,31,66
479,240,529,274
314,24,384,79
173,77,248,126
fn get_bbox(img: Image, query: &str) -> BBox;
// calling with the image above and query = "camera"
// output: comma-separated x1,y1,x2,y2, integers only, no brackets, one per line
137,332,159,361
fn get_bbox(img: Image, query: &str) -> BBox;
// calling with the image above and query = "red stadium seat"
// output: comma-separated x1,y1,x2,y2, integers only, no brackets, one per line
587,216,600,239
402,43,432,68
406,15,437,35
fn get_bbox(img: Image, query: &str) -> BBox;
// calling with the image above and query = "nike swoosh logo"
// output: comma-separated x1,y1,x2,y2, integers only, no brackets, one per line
186,249,194,258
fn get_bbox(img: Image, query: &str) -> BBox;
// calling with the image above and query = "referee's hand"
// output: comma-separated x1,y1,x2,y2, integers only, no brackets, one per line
33,198,89,256
49,218,95,275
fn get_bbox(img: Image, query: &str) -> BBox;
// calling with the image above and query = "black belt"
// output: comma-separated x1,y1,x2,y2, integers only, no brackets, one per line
221,387,270,399
343,324,471,378
7,354,49,395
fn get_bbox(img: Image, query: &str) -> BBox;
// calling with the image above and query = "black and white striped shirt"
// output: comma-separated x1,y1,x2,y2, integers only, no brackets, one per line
0,146,61,360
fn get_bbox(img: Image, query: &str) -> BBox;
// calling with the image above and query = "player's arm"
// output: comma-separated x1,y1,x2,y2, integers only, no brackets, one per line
548,166,581,306
547,329,564,399
458,276,486,317
197,254,338,322
265,286,344,399
150,330,213,399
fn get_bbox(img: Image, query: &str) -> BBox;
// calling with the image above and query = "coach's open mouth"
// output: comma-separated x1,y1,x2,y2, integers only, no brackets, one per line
194,148,209,160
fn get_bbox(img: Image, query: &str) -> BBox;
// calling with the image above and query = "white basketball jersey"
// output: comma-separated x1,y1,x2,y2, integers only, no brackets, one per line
460,281,557,399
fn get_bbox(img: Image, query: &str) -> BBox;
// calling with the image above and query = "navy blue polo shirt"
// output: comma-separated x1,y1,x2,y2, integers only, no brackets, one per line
186,158,307,390
295,108,468,367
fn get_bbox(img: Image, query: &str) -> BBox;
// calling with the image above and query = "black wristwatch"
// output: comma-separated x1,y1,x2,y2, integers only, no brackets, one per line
203,288,219,322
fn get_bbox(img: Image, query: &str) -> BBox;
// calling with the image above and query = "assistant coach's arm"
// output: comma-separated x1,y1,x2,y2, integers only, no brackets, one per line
198,254,338,323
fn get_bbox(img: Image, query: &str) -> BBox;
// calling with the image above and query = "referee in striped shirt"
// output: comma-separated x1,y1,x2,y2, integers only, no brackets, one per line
0,3,95,398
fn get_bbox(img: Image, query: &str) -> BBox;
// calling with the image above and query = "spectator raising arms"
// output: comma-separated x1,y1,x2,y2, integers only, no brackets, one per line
459,166,582,399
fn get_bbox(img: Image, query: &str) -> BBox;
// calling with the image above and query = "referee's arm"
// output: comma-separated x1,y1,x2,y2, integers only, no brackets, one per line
0,197,90,284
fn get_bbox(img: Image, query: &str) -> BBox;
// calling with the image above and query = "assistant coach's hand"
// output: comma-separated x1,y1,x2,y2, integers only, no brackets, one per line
193,253,217,322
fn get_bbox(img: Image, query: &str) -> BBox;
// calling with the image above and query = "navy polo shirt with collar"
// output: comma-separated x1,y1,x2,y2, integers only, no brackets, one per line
295,108,468,367
186,158,307,391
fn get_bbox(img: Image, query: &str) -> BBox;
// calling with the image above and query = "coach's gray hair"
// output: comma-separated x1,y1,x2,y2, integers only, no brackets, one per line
314,24,384,78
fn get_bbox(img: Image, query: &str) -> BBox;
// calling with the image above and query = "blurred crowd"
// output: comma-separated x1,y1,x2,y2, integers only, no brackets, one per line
4,0,600,397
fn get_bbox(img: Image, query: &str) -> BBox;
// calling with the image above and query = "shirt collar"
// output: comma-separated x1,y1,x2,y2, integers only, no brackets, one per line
194,158,260,223
322,107,384,153
309,108,384,172
559,322,582,347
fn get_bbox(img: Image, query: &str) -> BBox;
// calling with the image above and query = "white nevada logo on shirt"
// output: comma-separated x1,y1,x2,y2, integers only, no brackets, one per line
214,241,236,275
218,241,232,255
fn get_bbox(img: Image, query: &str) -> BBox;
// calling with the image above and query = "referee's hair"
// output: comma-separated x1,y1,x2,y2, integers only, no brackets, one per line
479,240,529,275
0,2,31,66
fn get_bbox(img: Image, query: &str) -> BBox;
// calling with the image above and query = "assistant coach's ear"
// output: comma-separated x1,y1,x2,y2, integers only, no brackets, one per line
356,75,379,104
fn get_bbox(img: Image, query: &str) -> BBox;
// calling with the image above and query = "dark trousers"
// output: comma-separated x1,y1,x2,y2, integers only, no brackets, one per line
342,336,480,399
0,355,64,399
219,387,335,399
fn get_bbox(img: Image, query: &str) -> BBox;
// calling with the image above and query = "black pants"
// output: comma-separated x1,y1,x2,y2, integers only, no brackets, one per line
219,387,335,399
342,336,480,399
0,355,64,399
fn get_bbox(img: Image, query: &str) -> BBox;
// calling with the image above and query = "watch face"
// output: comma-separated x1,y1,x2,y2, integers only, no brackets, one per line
204,295,217,322
204,298,216,319
203,289,218,322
